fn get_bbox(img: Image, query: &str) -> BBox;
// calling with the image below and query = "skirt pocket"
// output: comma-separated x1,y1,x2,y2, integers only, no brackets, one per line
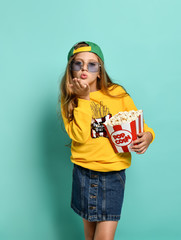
116,169,126,189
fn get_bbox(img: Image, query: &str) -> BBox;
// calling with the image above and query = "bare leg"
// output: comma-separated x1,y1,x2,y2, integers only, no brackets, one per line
82,218,97,240
93,221,118,240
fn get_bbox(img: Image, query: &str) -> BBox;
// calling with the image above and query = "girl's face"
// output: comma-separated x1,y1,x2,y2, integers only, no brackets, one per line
71,52,100,92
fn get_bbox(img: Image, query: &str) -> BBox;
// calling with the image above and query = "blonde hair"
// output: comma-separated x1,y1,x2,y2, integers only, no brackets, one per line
58,43,129,122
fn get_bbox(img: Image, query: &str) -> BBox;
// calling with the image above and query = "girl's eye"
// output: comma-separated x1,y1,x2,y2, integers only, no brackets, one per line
89,62,97,66
74,61,82,66
71,61,83,71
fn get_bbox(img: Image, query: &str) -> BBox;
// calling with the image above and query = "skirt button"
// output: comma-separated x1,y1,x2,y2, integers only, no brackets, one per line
90,195,97,199
91,174,98,178
91,184,98,187
89,206,96,210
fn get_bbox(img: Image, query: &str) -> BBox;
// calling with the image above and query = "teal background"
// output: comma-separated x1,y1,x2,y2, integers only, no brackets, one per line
1,0,180,239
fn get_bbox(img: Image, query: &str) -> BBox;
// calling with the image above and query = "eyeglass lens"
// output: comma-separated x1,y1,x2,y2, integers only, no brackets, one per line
71,61,100,72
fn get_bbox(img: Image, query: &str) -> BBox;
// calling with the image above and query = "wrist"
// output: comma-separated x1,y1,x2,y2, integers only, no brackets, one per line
78,95,90,100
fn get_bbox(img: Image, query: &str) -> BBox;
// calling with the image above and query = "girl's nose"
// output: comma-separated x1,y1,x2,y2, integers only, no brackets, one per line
81,63,88,71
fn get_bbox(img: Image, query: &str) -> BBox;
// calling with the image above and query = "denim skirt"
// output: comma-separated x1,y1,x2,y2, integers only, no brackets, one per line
71,164,126,222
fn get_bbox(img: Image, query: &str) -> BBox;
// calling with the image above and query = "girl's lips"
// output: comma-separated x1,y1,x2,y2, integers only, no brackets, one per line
81,74,88,79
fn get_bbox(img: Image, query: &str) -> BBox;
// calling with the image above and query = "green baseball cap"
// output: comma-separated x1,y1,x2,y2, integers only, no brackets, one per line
67,41,104,62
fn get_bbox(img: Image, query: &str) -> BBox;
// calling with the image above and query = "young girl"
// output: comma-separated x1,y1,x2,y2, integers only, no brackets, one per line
59,41,155,240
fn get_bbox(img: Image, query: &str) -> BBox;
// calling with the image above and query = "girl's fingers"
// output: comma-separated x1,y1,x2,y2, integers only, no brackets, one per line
77,79,86,88
72,80,81,92
137,145,146,152
68,83,73,88
132,137,144,145
132,143,147,153
131,144,145,152
137,147,147,154
132,132,147,145
79,81,87,89
77,78,88,89
71,78,90,97
137,132,144,138
73,78,85,89
130,133,150,154
136,148,147,154
83,83,89,91
73,78,80,87
71,78,77,84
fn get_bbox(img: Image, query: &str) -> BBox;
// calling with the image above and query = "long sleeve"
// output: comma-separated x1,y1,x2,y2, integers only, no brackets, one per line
122,94,155,143
61,98,92,143
60,87,155,172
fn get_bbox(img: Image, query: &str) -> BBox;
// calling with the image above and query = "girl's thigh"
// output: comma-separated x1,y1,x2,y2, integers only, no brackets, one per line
82,218,96,240
94,221,118,240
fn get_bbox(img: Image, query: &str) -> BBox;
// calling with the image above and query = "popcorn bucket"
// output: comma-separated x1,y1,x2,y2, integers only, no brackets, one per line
103,110,144,153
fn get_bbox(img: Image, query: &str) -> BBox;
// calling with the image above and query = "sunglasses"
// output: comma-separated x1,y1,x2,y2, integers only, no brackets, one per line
70,60,101,73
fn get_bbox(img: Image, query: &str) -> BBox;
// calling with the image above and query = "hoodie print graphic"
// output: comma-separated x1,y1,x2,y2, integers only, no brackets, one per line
90,101,112,138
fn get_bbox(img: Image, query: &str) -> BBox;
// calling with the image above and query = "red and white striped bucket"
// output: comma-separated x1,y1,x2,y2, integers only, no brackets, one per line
104,112,144,153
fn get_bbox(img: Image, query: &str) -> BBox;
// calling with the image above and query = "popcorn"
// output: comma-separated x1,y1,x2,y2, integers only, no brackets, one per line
103,110,144,153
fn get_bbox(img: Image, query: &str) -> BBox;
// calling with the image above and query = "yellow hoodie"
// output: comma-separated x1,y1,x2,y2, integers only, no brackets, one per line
61,85,155,172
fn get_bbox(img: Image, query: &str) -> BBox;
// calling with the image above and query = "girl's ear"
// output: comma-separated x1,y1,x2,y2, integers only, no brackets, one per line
97,71,101,78
98,64,101,79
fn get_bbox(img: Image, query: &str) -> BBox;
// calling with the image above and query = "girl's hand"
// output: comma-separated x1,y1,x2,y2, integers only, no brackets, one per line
69,78,90,100
130,132,153,154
